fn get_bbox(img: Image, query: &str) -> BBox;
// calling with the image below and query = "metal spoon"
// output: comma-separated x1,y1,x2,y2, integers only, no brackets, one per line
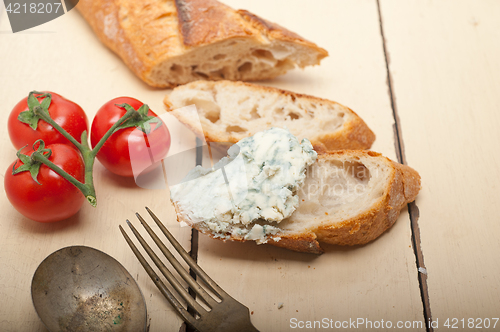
31,246,147,332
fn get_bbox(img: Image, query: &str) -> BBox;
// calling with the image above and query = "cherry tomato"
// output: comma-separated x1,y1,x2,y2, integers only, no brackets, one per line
4,144,85,223
90,97,171,177
8,92,89,150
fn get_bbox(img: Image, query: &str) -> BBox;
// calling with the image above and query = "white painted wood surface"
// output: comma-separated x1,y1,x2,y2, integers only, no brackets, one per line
380,0,500,326
4,0,497,331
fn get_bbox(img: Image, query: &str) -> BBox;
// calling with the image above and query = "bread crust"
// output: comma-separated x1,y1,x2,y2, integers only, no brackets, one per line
77,0,328,87
175,0,252,47
313,116,376,152
313,151,420,246
268,233,324,255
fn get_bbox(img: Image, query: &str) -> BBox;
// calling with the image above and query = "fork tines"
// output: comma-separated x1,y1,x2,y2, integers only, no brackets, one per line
119,207,259,332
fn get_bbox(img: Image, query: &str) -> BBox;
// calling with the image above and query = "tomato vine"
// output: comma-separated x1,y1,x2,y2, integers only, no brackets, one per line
13,91,163,207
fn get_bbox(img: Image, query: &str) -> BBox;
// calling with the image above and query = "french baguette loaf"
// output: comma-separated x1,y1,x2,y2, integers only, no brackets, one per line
172,150,421,254
165,80,376,151
77,0,328,87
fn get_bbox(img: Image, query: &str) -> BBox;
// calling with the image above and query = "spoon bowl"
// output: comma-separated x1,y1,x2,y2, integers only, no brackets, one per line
31,246,147,332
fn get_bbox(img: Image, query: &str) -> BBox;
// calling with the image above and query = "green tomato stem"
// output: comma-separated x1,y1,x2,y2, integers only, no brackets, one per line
90,109,137,158
31,151,97,207
79,131,97,205
33,106,83,151
26,104,139,207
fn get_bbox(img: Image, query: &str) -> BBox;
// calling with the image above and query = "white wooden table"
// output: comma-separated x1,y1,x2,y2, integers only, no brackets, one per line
1,1,499,331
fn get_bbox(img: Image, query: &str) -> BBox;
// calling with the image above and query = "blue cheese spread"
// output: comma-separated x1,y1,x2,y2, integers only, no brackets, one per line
170,127,317,243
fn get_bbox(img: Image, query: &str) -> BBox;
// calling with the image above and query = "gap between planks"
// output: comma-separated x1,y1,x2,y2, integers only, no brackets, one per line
376,0,432,330
183,139,203,332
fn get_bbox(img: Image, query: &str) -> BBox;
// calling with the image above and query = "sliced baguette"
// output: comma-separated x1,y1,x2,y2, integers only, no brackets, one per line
172,150,421,254
165,80,376,151
77,0,328,87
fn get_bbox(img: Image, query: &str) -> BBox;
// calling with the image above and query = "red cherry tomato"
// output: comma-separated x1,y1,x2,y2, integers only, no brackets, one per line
90,97,171,177
8,92,89,150
4,144,86,223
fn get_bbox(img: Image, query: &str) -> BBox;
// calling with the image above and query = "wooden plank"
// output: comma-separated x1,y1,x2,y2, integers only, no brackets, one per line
379,0,500,326
194,1,425,331
0,9,191,332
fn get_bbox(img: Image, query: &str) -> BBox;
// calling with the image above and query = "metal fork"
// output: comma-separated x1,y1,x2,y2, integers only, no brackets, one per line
119,207,259,332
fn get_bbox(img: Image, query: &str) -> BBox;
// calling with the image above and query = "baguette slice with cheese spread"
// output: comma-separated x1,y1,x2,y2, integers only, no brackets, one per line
165,80,375,151
77,0,328,87
171,149,421,254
